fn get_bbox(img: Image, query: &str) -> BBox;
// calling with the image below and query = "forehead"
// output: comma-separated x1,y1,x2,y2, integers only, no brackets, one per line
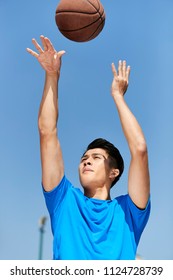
83,148,108,157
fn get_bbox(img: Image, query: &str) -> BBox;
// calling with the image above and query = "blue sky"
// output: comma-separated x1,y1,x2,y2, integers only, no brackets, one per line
0,0,173,260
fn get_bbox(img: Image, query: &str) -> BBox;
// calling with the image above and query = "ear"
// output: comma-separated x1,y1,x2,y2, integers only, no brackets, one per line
109,168,120,180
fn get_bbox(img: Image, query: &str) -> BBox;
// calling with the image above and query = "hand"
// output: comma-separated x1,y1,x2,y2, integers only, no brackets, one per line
26,35,65,76
111,60,130,97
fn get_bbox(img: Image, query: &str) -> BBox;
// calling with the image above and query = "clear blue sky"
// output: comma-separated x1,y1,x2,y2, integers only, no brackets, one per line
0,0,173,260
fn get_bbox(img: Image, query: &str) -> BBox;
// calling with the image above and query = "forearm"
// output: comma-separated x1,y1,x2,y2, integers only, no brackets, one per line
38,73,59,135
111,61,149,208
113,94,147,155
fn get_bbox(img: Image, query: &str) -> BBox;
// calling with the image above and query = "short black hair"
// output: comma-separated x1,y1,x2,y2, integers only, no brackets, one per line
85,138,124,188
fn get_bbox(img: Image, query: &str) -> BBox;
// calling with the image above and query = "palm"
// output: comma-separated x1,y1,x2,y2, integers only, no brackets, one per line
27,35,65,74
38,50,60,73
111,61,130,96
112,76,128,96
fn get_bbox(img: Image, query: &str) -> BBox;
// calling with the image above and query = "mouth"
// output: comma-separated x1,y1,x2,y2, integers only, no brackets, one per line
83,168,94,173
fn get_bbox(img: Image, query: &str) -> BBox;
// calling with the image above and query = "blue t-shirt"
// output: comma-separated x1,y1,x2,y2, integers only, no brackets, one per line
43,175,150,260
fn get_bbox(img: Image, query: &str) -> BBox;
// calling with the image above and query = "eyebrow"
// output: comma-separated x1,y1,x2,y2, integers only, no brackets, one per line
81,153,107,160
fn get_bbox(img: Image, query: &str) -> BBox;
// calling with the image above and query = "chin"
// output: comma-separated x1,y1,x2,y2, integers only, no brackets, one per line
80,178,102,192
80,179,91,189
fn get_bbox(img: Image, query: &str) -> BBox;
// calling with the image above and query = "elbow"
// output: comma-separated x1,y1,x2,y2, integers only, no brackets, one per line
131,138,148,157
38,118,57,137
137,140,148,154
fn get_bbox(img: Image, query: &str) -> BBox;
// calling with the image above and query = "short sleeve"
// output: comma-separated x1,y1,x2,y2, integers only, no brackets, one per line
116,194,151,245
42,175,72,215
127,195,151,243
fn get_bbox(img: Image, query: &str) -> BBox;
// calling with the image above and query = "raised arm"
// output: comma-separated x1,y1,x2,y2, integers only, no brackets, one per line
111,60,150,209
27,35,65,191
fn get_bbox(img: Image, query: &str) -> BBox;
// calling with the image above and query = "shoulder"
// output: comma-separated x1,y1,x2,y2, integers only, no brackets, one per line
43,175,83,213
115,194,151,228
116,194,150,208
116,194,151,233
43,175,72,196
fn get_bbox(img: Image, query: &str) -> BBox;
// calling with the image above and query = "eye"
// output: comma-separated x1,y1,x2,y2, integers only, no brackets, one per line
94,156,101,159
80,157,87,163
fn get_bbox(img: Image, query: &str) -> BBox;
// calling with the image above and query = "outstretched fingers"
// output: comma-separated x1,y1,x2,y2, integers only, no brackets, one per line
122,60,130,80
126,65,131,80
40,35,56,52
118,60,127,77
43,36,55,52
118,60,123,77
111,60,131,96
112,60,130,78
26,38,44,57
122,60,126,76
111,62,117,77
26,36,55,58
40,35,48,51
32,38,44,54
117,60,131,80
26,47,39,58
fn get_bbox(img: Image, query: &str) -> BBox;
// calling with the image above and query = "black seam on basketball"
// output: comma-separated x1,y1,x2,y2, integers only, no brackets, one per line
86,19,105,41
55,0,105,18
87,0,103,19
82,0,105,27
58,10,105,32
56,10,98,15
86,0,99,11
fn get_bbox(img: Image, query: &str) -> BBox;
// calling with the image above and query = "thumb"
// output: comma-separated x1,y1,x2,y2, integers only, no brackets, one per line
58,50,66,58
111,62,117,76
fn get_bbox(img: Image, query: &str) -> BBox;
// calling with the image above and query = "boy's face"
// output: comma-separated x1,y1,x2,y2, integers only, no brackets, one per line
78,148,113,191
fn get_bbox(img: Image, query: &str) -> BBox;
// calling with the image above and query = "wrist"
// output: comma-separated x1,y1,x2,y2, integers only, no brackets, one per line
111,91,124,100
45,71,60,80
112,93,126,109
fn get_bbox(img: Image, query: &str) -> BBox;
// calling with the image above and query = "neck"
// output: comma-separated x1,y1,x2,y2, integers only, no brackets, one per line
84,187,111,200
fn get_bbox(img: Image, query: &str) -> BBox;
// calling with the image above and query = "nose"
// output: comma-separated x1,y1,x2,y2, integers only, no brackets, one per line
84,159,91,166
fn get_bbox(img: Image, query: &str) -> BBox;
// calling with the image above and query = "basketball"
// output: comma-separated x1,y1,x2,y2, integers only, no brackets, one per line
55,0,105,42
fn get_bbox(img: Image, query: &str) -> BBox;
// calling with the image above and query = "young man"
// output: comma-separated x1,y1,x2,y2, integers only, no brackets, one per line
27,35,150,260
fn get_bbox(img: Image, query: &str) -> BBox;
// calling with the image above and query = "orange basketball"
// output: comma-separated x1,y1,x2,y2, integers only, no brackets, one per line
55,0,105,42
